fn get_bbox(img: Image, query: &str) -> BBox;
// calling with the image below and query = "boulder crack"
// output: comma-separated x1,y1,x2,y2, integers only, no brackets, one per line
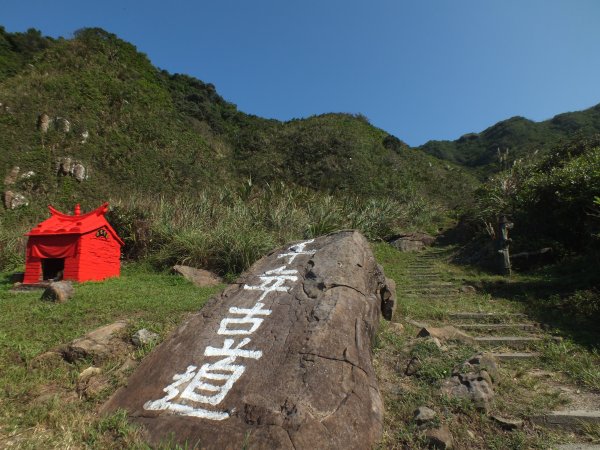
299,351,368,378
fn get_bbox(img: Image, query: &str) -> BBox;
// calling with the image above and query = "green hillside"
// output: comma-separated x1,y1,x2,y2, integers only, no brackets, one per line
420,104,600,174
0,28,475,212
0,27,478,273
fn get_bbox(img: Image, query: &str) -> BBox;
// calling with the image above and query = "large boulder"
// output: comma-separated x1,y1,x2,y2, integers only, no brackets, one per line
103,231,394,449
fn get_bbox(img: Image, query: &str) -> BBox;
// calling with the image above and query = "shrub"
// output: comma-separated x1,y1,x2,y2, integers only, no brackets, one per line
105,184,443,277
472,135,600,255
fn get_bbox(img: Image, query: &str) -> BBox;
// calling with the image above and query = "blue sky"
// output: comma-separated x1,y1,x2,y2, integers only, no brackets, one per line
3,0,600,146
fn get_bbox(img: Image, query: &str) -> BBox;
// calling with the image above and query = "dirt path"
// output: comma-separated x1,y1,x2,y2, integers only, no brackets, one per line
374,245,600,449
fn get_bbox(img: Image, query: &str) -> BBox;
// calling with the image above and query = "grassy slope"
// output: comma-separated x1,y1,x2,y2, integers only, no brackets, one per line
2,245,598,448
0,263,221,448
373,243,600,449
0,27,477,217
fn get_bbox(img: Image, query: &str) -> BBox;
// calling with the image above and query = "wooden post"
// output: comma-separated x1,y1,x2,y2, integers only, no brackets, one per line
497,215,513,276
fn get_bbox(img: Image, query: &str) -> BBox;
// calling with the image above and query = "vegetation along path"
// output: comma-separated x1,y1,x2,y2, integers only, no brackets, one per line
373,243,600,450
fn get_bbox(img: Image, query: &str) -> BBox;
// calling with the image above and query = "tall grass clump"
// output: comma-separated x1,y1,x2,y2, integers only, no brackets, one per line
107,183,445,277
0,212,40,271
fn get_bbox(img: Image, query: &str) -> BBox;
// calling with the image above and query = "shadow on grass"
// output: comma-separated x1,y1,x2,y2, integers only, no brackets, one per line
0,271,22,289
471,253,600,350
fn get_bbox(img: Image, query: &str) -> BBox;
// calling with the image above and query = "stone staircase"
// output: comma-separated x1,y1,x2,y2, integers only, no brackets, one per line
403,247,600,441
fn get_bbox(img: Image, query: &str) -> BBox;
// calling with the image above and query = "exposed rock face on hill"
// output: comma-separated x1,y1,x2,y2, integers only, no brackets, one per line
103,231,395,449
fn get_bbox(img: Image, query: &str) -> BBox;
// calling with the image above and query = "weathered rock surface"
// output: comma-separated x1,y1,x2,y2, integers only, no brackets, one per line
380,275,396,320
389,322,404,334
37,113,50,132
4,166,20,185
491,415,523,430
173,265,223,287
103,231,393,449
62,320,129,363
405,356,422,376
414,406,437,425
132,329,160,347
425,424,453,449
3,190,28,209
417,325,475,345
388,232,436,252
440,353,498,411
77,367,109,399
56,156,87,182
460,285,476,294
41,281,74,303
54,116,71,132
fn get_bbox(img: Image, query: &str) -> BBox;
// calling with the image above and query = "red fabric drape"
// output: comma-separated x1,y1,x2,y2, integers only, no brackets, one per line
28,235,78,258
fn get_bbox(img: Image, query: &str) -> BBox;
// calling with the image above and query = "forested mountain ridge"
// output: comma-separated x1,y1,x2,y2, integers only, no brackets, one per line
420,103,600,174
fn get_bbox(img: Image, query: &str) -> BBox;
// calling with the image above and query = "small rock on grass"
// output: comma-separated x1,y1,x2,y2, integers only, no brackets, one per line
440,353,498,412
41,281,74,303
417,326,475,345
405,356,421,376
491,415,523,430
172,265,222,287
465,353,499,382
62,320,129,363
414,406,437,425
425,424,453,449
460,285,476,294
132,329,160,347
390,322,404,333
77,367,109,399
79,366,102,381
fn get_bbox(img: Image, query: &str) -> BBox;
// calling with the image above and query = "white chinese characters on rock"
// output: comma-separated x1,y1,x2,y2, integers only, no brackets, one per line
143,239,316,420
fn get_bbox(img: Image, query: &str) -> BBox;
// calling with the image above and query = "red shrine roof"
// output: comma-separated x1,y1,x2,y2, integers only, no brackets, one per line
26,202,124,245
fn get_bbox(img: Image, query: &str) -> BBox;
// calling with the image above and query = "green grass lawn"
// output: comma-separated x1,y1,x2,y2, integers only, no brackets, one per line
0,263,223,448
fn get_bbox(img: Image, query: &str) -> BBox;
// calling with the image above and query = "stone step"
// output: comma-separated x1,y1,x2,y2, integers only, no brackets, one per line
404,291,457,298
475,336,542,348
448,312,527,321
405,285,454,289
403,293,460,298
531,410,600,430
456,323,539,331
404,290,455,295
407,274,444,278
404,291,457,295
556,444,600,450
492,352,540,361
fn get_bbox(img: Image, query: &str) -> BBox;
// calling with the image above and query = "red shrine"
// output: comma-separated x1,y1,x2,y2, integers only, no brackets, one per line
23,203,123,284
